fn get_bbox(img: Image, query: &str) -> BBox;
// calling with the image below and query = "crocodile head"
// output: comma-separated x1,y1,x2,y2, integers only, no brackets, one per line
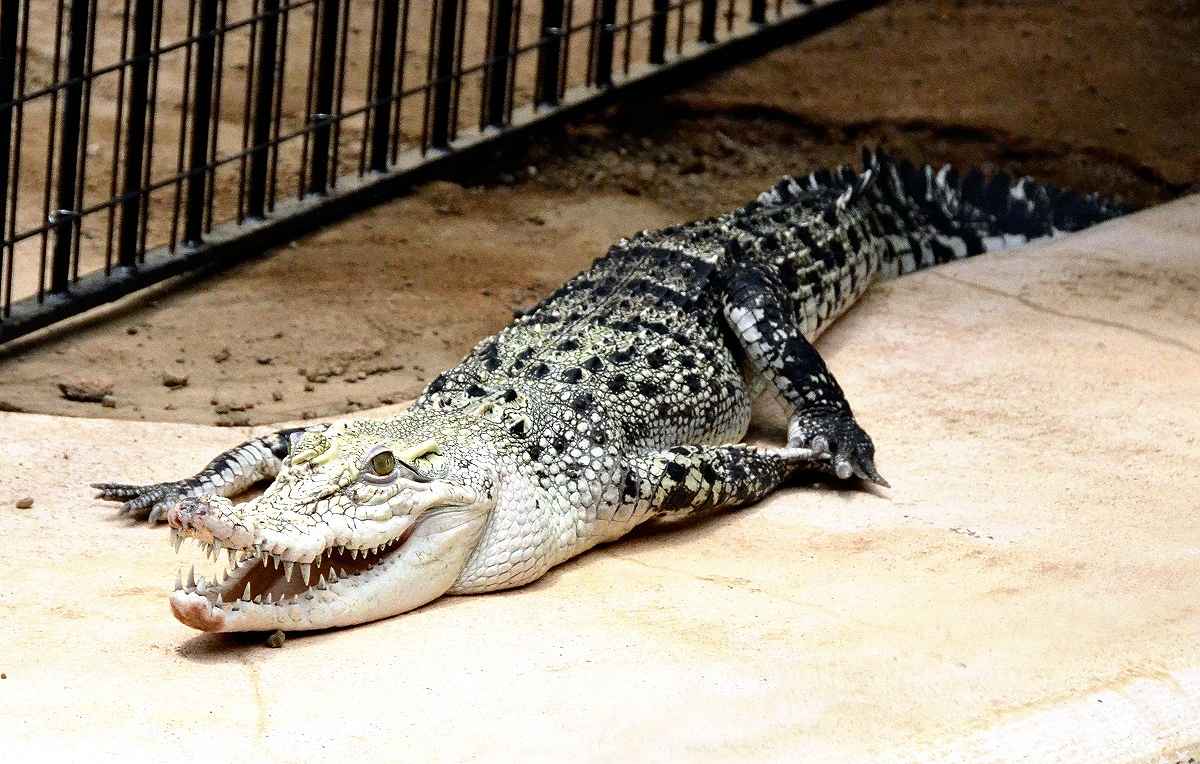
165,417,497,632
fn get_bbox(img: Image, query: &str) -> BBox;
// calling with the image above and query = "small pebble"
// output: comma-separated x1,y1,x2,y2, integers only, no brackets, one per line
126,326,139,336
15,497,33,509
58,377,113,403
256,356,273,365
266,630,286,648
272,390,284,402
101,396,117,409
304,383,315,392
213,348,231,363
162,372,188,388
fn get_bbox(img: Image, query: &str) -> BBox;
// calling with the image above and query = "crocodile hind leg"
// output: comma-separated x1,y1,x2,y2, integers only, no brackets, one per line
615,443,820,525
92,426,315,523
721,258,888,487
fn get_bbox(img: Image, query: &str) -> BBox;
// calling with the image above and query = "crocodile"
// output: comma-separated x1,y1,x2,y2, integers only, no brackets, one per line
94,149,1124,633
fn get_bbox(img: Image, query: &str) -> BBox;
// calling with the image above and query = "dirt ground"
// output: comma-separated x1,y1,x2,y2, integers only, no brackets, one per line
0,0,1196,426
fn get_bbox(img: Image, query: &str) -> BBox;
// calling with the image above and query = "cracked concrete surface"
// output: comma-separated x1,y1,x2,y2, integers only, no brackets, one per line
1,196,1199,761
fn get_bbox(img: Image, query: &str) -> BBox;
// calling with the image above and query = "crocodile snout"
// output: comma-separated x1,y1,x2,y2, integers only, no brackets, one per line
167,495,257,549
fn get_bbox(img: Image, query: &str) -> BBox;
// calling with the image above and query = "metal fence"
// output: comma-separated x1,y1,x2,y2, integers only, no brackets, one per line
0,0,874,344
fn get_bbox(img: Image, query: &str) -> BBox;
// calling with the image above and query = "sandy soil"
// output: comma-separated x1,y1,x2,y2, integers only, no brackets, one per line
3,196,1200,759
0,0,1196,425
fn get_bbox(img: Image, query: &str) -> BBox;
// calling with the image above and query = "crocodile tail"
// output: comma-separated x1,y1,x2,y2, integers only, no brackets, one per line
856,146,1130,279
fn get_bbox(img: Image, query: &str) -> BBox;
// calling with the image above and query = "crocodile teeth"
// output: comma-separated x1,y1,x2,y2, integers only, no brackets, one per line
317,574,327,590
351,548,359,560
339,568,348,578
187,565,196,589
262,555,270,568
227,549,238,567
284,561,294,583
175,568,182,591
300,562,312,585
327,570,338,584
253,594,262,604
243,583,252,601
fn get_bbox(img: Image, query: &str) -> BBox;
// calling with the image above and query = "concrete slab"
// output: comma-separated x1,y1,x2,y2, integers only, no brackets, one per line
2,196,1198,762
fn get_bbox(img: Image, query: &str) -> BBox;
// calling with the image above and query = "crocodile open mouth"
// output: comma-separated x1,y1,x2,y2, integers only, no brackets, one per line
172,525,418,608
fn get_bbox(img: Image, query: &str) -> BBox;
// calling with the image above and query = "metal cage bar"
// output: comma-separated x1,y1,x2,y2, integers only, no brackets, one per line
0,0,882,345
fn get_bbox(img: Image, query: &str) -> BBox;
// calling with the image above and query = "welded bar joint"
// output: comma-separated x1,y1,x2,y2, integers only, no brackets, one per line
184,0,219,245
649,0,668,64
535,0,564,107
0,0,21,303
309,0,342,193
429,0,460,149
369,0,401,169
594,0,617,87
51,0,91,291
483,0,515,128
248,0,280,217
699,0,717,43
117,0,155,264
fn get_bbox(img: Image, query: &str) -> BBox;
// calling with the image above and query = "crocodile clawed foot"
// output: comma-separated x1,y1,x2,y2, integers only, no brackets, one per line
789,411,890,489
91,480,191,523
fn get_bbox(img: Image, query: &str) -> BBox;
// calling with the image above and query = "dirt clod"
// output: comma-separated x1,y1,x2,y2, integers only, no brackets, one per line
425,180,466,215
212,348,231,363
58,378,114,403
15,497,33,509
162,372,188,388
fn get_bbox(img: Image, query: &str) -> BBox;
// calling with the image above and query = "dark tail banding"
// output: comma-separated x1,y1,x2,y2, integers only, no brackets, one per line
850,147,1131,279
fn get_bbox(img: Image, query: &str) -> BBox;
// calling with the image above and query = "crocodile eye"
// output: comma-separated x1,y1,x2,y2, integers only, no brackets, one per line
369,450,396,477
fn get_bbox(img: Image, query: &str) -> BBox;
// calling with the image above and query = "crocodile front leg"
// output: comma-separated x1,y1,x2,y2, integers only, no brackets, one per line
92,426,315,523
617,442,821,525
722,257,887,487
